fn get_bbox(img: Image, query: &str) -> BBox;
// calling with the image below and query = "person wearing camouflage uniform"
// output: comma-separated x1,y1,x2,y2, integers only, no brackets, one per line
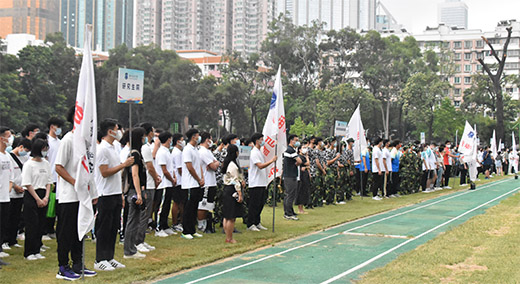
324,138,341,205
306,137,318,209
338,138,355,203
311,137,327,207
399,146,422,194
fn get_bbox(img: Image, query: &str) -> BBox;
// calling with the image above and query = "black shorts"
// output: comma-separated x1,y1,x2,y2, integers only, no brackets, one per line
222,185,242,219
172,186,188,205
483,164,491,171
206,186,217,203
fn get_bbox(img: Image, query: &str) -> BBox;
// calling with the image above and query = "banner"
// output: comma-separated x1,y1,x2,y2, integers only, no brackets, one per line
262,65,287,181
73,25,98,241
347,105,367,161
459,121,476,159
238,146,252,169
117,68,144,104
334,120,348,137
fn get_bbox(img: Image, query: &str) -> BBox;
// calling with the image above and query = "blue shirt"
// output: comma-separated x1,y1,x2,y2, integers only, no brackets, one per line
391,149,402,172
359,150,371,171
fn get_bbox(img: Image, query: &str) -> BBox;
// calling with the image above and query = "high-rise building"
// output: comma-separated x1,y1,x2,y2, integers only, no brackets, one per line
438,0,468,29
59,0,133,51
134,0,160,47
277,0,376,31
232,0,275,54
0,0,59,40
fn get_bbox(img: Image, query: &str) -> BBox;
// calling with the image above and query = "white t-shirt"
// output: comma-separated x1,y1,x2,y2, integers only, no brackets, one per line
249,146,267,187
421,151,430,171
141,143,156,189
181,143,202,189
9,154,28,199
156,145,174,188
372,146,384,173
120,145,130,163
55,132,79,203
0,152,14,202
429,149,438,169
47,134,61,183
199,146,217,187
95,140,123,196
383,147,392,172
171,147,182,187
22,159,53,190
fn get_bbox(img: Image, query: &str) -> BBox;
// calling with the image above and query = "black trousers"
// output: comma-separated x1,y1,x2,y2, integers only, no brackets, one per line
391,172,400,195
460,168,468,185
247,187,267,227
0,201,9,252
371,173,383,197
159,187,174,230
151,188,164,229
421,170,429,191
182,187,203,235
444,165,452,187
23,190,47,257
56,202,83,268
356,169,369,196
5,197,23,246
95,195,122,262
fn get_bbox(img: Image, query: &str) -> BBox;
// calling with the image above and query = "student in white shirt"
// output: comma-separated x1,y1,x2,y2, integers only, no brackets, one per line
370,138,384,201
382,139,392,197
181,129,204,240
0,127,14,263
156,132,178,237
55,107,97,279
170,134,185,232
45,117,64,239
21,139,52,261
197,132,220,232
4,138,30,249
135,123,161,253
247,133,277,231
94,119,133,271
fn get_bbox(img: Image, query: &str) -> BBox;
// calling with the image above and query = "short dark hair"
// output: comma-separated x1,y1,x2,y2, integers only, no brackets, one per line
315,137,323,143
66,105,75,125
21,124,39,137
288,134,298,143
0,127,10,136
373,137,383,145
30,138,48,158
47,117,64,129
172,133,184,145
159,131,173,144
33,132,48,141
100,119,118,138
16,138,32,150
140,122,154,136
223,134,238,145
250,133,263,145
185,128,200,141
200,132,212,144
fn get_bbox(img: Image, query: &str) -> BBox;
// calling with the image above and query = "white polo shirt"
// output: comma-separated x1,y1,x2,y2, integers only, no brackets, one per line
47,134,61,183
248,146,267,187
181,143,202,189
95,140,123,196
141,143,156,189
55,132,79,203
0,151,14,202
156,145,174,188
372,146,384,173
172,147,182,187
199,146,217,187
383,147,392,172
9,153,27,199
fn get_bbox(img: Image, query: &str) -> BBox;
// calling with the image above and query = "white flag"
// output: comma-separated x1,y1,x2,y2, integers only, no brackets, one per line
262,65,287,182
73,25,98,240
513,132,517,157
490,130,497,158
458,121,476,158
347,105,367,161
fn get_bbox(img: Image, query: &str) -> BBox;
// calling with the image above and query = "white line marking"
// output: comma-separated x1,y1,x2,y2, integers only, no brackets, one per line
320,186,520,284
343,232,412,239
181,178,510,284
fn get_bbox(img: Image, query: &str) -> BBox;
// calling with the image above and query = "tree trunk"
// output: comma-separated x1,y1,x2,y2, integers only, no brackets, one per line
379,104,386,139
397,103,404,139
495,82,504,140
385,101,391,139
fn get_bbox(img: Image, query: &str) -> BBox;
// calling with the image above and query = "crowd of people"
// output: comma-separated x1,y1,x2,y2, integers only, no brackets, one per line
0,108,517,280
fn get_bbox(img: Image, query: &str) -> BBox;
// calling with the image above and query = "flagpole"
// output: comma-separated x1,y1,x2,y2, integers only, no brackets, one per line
272,134,277,233
81,237,85,280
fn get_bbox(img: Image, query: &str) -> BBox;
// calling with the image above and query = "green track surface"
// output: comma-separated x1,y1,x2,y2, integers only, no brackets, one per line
158,178,519,284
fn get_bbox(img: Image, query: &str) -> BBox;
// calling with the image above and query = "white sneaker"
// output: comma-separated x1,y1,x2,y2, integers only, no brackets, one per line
256,224,268,231
13,244,22,248
94,260,116,271
443,186,452,189
461,183,468,186
247,225,260,232
434,187,442,191
124,252,146,259
181,234,193,240
17,233,25,241
35,253,46,259
143,242,155,251
164,228,177,235
42,235,52,241
193,233,203,238
336,201,347,204
136,243,150,253
389,194,397,198
173,224,183,232
41,244,50,250
155,230,169,238
0,252,9,257
108,259,126,269
26,254,38,261
2,243,10,250
372,196,382,201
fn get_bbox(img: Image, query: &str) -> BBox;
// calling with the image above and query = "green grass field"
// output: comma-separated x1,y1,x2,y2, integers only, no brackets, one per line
358,177,520,284
0,175,510,284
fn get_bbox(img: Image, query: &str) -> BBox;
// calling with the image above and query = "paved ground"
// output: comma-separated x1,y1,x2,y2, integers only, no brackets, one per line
158,178,519,284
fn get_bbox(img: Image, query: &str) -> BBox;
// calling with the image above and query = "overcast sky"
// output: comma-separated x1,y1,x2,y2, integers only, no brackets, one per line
383,0,520,34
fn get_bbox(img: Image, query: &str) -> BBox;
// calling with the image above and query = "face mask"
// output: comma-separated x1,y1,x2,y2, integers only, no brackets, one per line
41,150,48,157
55,127,62,136
179,140,186,148
144,137,149,144
7,135,14,148
197,136,202,144
6,146,12,153
235,139,240,146
208,140,214,147
19,150,28,157
294,141,301,148
334,142,337,147
110,129,123,141
260,141,265,147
